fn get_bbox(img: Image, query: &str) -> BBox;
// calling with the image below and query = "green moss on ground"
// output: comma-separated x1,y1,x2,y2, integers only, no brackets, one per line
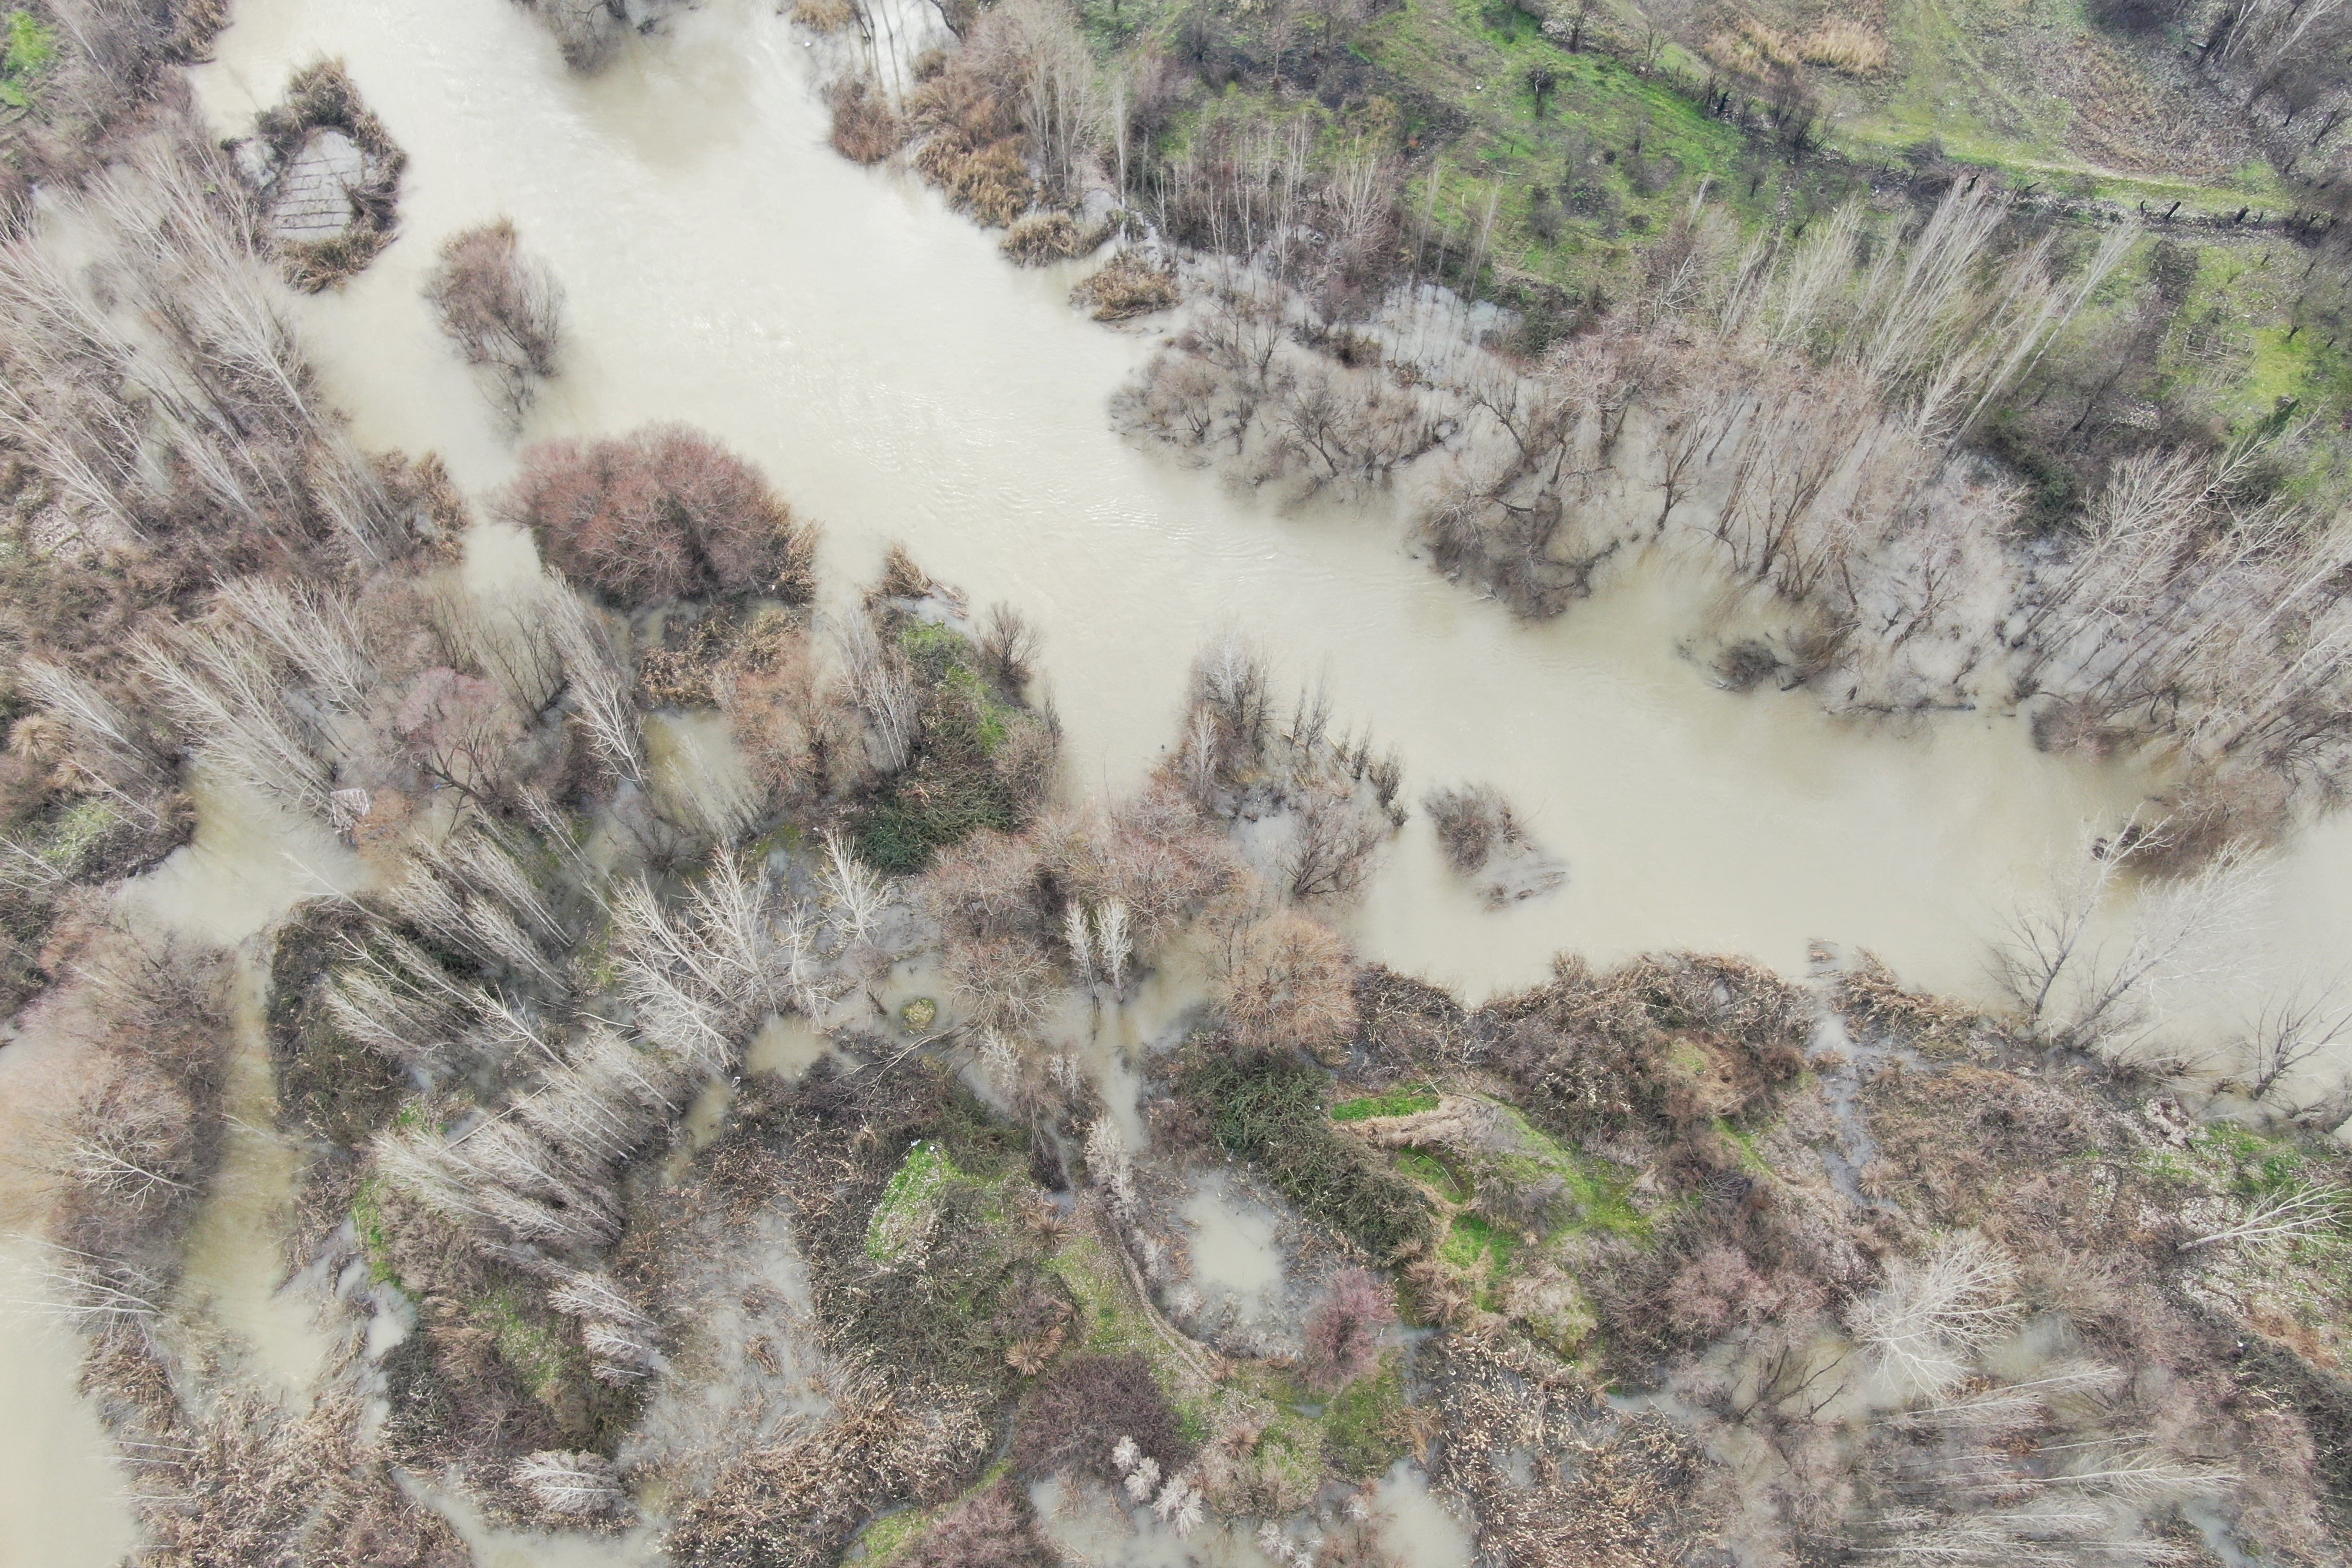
1332,1084,1441,1121
868,1139,957,1263
1323,1356,1414,1479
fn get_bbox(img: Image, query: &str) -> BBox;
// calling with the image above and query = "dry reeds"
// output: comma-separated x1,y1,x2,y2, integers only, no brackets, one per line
999,210,1103,266
1070,249,1180,321
827,75,907,165
1797,17,1888,74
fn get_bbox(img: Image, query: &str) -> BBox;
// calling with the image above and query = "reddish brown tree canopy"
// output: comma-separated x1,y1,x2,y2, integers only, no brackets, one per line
504,424,817,607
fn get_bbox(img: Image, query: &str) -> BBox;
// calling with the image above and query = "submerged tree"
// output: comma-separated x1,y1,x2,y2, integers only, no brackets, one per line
425,218,563,424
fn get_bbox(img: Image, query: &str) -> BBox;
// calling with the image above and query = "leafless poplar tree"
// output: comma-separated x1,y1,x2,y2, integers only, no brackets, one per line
541,575,646,785
836,611,917,775
1994,822,2267,1052
1846,1233,2021,1401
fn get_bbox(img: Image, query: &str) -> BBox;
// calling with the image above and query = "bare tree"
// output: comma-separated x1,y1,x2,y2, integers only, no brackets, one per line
1846,1233,2022,1401
1095,898,1132,997
836,610,917,775
2231,981,2352,1102
1283,783,1388,903
819,827,888,945
18,657,176,811
680,851,783,1022
975,602,1040,692
429,572,564,715
320,954,476,1079
215,577,374,713
2181,1181,2344,1253
132,620,334,818
1994,823,2267,1052
425,218,563,424
542,574,645,785
1063,899,1095,985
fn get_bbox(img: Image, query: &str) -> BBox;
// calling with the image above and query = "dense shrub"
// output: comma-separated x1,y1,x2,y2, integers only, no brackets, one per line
1071,249,1180,321
503,426,817,607
1000,211,1101,266
1012,1353,1187,1484
1481,952,1809,1151
1301,1266,1394,1390
1178,1045,1432,1261
851,620,1055,872
826,75,906,164
515,0,629,72
1216,909,1357,1062
1424,782,1519,872
711,610,856,810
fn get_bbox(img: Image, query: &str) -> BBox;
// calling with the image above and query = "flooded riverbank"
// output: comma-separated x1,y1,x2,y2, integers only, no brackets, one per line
4,0,2347,1561
186,0,2168,1009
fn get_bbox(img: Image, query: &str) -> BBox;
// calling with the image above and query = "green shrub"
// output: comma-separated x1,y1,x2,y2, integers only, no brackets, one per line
853,621,1051,871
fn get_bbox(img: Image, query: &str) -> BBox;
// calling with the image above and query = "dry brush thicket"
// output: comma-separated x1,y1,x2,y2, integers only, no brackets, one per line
1424,781,1568,906
502,424,819,609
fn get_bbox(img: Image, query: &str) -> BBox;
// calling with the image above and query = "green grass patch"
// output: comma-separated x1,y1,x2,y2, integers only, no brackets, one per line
38,797,118,868
1441,1211,1518,1272
1322,1357,1412,1479
1484,1101,1651,1238
350,1176,402,1289
472,1289,575,1403
2200,1121,2308,1195
1332,1084,1439,1121
1715,1117,1770,1176
0,11,55,109
1395,1148,1468,1202
853,1507,929,1564
867,1140,956,1262
1051,1231,1157,1357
